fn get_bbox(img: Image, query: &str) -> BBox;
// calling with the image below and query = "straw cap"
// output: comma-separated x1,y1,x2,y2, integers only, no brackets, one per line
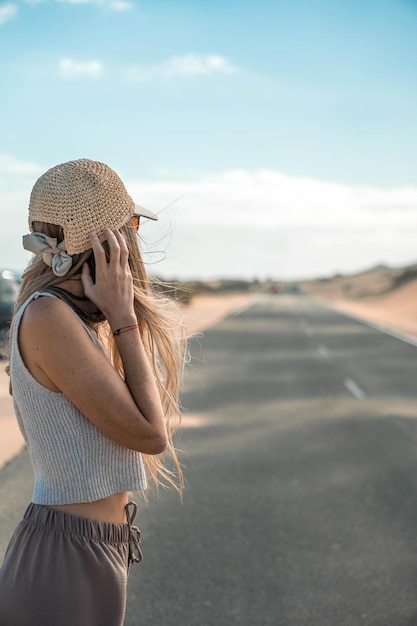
28,158,157,255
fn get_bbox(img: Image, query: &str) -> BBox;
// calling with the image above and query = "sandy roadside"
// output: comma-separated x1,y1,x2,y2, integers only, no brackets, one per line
303,274,417,340
318,287,417,340
323,299,417,338
0,292,254,469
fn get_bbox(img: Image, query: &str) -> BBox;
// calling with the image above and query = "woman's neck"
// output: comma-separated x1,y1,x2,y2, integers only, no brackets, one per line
54,278,99,313
58,276,84,295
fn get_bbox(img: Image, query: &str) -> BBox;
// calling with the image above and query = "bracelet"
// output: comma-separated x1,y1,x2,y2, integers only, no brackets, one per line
113,324,139,336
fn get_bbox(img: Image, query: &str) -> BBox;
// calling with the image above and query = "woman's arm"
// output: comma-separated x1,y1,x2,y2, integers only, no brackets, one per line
19,229,167,455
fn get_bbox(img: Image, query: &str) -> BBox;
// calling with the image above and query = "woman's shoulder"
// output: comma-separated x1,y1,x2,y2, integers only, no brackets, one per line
15,292,104,395
20,293,89,341
17,292,102,383
21,292,70,323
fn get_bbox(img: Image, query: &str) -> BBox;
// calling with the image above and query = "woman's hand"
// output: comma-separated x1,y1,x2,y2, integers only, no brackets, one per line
81,229,137,330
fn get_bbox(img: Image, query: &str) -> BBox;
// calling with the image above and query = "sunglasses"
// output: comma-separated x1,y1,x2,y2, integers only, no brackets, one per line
132,214,141,232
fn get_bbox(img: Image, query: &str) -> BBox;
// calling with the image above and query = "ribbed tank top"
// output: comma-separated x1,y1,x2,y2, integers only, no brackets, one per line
10,291,147,505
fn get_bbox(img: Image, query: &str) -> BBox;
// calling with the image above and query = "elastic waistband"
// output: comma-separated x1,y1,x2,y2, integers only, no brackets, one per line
23,503,132,545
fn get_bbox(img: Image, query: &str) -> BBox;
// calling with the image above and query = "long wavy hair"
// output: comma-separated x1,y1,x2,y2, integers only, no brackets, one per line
12,218,186,496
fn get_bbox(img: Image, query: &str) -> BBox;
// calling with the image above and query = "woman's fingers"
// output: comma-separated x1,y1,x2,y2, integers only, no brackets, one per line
89,229,124,274
113,229,129,267
90,229,128,269
105,228,122,269
88,229,130,284
84,229,133,320
89,231,106,277
80,262,93,293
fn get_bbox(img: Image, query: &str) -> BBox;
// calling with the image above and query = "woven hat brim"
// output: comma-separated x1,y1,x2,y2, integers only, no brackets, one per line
134,204,158,221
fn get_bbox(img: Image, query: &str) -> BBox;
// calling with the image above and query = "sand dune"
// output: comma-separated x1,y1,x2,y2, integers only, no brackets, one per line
301,264,417,339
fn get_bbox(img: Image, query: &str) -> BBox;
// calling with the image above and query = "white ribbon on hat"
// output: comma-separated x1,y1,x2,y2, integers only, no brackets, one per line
22,233,73,277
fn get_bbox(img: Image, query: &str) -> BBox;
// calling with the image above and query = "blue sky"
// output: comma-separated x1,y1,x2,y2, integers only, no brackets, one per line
1,0,417,280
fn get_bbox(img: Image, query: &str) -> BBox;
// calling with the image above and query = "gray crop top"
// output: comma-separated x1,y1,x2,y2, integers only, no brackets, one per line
10,291,147,505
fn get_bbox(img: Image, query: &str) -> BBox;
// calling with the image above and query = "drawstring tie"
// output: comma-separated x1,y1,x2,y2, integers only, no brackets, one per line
125,501,143,565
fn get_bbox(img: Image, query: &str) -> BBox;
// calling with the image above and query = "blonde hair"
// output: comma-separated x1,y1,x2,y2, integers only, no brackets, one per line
13,219,186,496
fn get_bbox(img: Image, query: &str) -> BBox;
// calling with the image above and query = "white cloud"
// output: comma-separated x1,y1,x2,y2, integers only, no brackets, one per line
126,169,417,279
22,0,134,8
108,0,133,10
58,0,134,7
59,57,103,78
59,53,239,82
1,160,417,279
127,169,417,228
0,3,18,24
0,155,44,273
0,154,41,175
126,54,241,82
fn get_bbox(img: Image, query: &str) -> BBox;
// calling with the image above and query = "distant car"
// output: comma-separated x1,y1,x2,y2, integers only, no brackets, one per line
284,283,302,294
0,270,20,359
268,282,283,294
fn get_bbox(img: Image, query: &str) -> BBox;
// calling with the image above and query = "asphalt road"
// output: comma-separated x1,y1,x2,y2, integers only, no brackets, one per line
2,294,417,625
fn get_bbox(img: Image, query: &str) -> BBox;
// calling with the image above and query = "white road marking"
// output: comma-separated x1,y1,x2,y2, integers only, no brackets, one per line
344,378,366,399
317,344,330,358
300,321,314,337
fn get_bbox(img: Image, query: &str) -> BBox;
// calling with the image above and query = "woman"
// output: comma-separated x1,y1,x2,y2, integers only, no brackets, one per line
0,159,184,626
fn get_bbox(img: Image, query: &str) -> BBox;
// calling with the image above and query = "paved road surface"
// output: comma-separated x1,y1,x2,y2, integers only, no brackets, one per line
2,294,417,625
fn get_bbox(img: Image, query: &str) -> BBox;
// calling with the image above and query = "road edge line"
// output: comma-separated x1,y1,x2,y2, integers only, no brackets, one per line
315,298,417,349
